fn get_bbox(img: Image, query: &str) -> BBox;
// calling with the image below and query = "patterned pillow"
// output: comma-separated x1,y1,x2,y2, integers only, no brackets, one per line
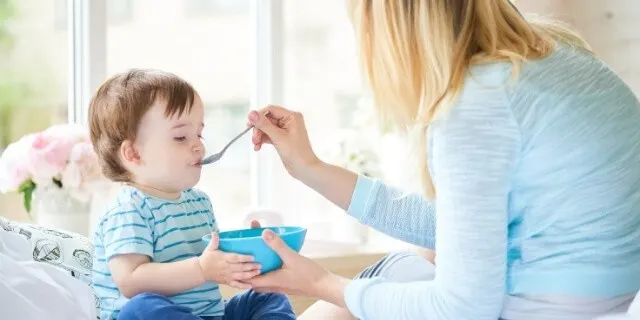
0,217,100,317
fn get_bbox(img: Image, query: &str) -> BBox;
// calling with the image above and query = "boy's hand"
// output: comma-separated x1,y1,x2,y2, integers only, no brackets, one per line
198,232,262,289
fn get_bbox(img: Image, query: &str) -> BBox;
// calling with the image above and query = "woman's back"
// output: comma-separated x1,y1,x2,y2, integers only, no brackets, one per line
417,43,640,318
485,44,640,295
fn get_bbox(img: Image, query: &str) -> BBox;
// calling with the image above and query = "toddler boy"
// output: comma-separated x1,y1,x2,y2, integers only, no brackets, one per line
89,69,295,320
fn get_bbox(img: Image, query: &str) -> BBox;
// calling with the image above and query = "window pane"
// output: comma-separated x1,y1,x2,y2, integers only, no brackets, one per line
106,0,251,228
279,1,368,241
53,0,134,28
184,0,250,17
0,0,68,222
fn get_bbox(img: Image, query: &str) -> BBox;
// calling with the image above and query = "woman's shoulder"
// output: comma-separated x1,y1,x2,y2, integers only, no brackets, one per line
520,43,621,91
460,43,637,127
463,43,620,94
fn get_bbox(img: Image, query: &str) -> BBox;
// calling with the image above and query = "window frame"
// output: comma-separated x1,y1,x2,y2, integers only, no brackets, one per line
71,0,283,209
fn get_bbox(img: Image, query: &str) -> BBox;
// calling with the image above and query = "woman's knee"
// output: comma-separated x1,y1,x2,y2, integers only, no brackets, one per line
354,251,436,282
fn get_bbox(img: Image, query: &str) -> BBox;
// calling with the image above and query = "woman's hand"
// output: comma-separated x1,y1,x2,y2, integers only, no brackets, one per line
248,105,359,210
247,105,321,179
244,229,350,308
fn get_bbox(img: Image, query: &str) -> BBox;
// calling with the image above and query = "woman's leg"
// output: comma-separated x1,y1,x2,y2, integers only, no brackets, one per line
298,251,436,320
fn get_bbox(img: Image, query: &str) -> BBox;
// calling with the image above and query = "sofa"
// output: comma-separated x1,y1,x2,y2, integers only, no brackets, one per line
2,216,639,319
0,217,99,316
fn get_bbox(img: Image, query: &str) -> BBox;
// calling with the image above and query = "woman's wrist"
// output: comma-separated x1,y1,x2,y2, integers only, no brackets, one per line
292,156,325,184
314,273,350,308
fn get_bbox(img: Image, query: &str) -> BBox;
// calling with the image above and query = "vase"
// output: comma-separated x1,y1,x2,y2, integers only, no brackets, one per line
34,187,91,236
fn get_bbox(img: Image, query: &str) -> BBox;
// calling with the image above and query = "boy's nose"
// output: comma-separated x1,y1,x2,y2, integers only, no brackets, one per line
193,141,205,154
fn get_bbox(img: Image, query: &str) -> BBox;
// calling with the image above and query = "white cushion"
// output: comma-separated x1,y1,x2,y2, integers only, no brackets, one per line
0,217,99,315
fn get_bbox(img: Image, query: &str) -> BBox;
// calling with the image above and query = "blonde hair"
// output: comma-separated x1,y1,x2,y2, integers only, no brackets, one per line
347,0,591,198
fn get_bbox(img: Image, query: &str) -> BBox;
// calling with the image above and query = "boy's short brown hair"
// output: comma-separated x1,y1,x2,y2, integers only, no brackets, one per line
88,68,197,182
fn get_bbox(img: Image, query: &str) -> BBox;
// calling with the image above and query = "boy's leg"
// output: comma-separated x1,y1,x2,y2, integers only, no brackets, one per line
117,292,205,320
224,290,296,320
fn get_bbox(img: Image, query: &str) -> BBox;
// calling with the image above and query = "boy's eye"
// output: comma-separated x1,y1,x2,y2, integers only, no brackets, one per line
174,136,186,142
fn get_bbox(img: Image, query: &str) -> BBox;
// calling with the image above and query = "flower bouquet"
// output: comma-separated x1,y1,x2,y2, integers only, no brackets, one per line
0,124,106,222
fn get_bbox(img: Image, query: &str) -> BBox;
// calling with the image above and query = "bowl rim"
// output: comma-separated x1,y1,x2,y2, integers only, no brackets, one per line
202,226,307,242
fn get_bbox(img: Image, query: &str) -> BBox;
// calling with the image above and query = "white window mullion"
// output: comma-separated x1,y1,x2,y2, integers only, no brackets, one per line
250,0,284,208
68,0,107,126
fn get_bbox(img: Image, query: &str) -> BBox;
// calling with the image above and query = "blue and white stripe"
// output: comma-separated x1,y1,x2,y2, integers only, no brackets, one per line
92,186,220,320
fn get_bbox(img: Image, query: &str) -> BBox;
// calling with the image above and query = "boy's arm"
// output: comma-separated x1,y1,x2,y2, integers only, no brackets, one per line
108,254,205,298
100,204,207,298
102,201,259,298
108,246,259,298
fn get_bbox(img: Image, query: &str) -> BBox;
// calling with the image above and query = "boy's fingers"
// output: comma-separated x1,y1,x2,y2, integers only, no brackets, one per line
224,253,254,263
228,262,261,272
232,270,261,280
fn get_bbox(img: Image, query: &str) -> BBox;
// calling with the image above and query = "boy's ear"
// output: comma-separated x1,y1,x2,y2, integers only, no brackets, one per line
120,140,141,165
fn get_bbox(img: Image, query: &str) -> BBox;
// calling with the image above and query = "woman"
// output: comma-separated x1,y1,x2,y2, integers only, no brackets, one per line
244,1,640,319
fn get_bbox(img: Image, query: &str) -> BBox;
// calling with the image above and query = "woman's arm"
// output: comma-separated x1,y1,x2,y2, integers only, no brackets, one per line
247,74,518,320
343,84,518,319
248,107,439,248
295,161,358,211
300,163,437,248
255,109,438,248
247,93,518,319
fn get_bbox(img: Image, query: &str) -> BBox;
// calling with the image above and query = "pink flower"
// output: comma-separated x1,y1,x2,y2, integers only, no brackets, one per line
0,134,35,192
1,124,107,214
1,124,104,199
27,132,72,187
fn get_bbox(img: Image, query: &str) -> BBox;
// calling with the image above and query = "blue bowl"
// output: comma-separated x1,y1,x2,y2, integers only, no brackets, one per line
202,226,306,274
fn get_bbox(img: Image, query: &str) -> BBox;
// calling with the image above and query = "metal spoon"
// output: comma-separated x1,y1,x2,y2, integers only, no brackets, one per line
199,111,269,165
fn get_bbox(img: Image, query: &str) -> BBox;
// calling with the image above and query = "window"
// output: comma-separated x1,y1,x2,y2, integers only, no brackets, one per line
0,0,68,221
275,0,369,241
106,0,252,229
3,0,640,252
0,0,402,244
54,0,133,29
109,0,133,25
184,0,250,17
53,0,66,29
